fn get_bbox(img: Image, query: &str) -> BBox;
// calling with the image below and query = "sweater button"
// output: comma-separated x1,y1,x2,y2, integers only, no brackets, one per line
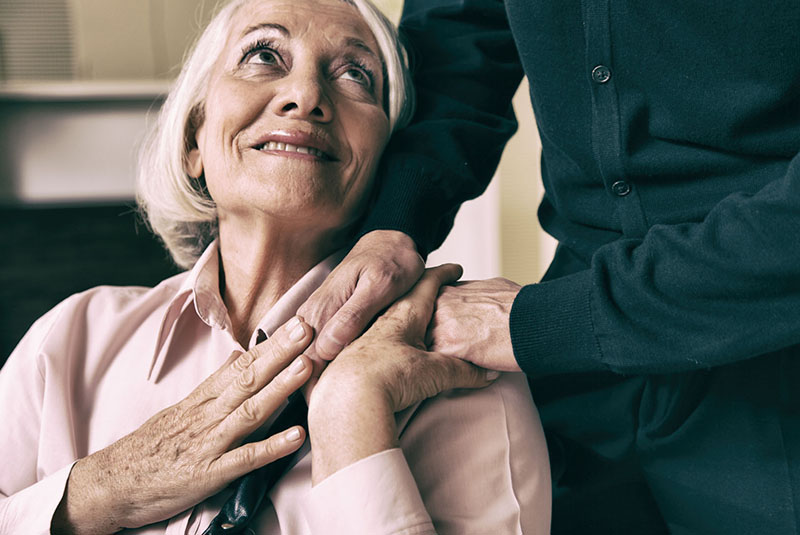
611,180,631,196
591,65,612,84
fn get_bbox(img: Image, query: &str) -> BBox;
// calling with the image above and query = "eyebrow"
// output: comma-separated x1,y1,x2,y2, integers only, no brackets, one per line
240,24,379,61
344,37,380,62
241,22,289,38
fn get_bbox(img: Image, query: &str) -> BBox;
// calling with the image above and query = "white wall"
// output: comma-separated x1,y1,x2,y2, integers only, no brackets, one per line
0,91,161,203
427,179,501,280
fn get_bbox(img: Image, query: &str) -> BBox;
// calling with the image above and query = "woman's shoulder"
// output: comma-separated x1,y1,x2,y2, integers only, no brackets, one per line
61,271,190,316
398,373,551,534
8,271,191,364
399,373,543,450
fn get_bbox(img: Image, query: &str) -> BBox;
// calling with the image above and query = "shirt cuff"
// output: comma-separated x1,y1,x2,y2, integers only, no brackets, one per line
304,449,435,535
0,461,75,535
510,270,608,376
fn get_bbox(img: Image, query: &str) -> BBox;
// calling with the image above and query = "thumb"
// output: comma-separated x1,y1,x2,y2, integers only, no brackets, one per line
314,281,386,360
436,354,500,393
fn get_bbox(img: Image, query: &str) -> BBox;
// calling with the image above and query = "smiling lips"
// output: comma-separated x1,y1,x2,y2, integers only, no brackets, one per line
255,140,329,159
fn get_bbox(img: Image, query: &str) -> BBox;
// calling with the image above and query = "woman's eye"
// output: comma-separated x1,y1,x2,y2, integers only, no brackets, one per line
246,49,279,66
340,67,371,87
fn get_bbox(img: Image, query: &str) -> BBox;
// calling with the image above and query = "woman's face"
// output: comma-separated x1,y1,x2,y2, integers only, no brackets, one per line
188,0,390,234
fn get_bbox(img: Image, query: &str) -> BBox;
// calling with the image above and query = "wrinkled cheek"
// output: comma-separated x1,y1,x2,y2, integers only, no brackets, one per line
341,165,378,224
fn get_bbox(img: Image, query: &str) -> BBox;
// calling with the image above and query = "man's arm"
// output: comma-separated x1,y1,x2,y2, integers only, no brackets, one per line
509,151,800,376
361,0,524,255
429,150,800,376
299,0,524,360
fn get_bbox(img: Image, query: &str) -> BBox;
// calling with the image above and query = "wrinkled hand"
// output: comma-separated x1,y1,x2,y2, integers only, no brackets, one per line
297,230,424,366
307,264,497,484
52,317,315,535
428,278,523,372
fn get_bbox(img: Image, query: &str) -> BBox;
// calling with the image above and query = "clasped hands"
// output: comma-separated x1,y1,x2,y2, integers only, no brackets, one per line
53,261,497,534
300,230,523,373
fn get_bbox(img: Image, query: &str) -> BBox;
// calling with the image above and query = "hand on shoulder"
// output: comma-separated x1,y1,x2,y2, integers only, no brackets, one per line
297,230,425,365
307,264,497,484
428,277,524,372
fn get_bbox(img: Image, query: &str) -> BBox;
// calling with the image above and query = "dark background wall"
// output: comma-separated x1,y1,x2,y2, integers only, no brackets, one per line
0,203,180,365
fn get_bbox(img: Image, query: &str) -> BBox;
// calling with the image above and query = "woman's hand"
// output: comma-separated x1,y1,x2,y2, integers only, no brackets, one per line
51,317,315,535
307,264,497,485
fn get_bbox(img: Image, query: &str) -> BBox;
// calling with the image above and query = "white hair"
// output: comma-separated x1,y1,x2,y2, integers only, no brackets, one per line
136,0,414,269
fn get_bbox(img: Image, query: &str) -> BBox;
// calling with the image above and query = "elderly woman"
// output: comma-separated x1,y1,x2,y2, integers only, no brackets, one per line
0,0,550,533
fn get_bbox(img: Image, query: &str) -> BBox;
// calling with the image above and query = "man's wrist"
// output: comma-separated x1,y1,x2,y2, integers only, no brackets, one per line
359,229,419,252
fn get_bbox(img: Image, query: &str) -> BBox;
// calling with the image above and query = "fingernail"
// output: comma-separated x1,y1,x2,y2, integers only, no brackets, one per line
289,357,306,375
486,370,501,381
288,317,305,342
286,428,302,442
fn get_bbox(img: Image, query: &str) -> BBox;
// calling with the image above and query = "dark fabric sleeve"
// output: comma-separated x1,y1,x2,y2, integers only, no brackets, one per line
359,0,524,256
510,151,800,377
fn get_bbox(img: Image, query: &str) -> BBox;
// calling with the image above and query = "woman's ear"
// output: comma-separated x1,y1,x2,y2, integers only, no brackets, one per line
186,146,204,178
185,104,205,178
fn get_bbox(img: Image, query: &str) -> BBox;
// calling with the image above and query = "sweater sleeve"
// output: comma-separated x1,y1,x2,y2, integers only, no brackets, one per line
511,150,800,376
359,0,524,256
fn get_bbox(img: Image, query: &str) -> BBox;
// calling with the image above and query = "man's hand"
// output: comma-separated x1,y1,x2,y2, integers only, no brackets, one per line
307,264,496,485
428,278,524,372
297,230,425,364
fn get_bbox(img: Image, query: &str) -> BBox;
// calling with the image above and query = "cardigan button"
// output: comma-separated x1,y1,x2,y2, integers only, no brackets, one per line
591,65,612,84
611,180,631,196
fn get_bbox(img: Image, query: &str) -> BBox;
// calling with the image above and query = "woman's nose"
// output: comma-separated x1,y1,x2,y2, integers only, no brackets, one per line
270,70,332,122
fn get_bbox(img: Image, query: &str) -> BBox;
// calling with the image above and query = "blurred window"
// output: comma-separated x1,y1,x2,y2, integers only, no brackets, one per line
0,0,75,81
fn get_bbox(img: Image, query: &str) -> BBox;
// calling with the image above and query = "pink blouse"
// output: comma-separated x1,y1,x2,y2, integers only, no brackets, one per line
0,241,551,534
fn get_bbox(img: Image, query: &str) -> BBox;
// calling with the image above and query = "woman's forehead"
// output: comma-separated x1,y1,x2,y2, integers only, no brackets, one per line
229,0,376,47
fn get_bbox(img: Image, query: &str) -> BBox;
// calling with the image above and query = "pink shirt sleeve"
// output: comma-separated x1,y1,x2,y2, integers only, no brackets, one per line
302,373,550,535
0,303,72,535
304,449,436,535
399,373,551,534
0,463,75,535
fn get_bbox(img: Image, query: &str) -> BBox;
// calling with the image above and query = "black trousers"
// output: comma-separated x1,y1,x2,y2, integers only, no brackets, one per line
532,345,800,534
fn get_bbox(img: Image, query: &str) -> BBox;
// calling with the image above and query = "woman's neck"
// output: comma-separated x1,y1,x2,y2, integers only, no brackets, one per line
216,216,343,347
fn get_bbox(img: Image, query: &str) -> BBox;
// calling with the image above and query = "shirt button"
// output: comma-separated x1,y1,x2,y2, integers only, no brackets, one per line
592,65,612,84
611,180,631,196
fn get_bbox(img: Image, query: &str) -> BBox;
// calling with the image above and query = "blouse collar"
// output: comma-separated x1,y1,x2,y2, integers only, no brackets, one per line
147,240,344,382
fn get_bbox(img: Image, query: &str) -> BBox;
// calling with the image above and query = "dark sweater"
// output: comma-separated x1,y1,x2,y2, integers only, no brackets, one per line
361,0,800,377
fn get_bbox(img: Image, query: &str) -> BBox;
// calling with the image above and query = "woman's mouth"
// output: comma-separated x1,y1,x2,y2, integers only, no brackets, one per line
251,130,339,162
255,141,330,160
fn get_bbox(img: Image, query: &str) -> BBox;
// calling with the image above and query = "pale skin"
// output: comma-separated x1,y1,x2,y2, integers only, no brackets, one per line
51,0,492,532
303,230,524,373
52,321,314,534
309,263,497,484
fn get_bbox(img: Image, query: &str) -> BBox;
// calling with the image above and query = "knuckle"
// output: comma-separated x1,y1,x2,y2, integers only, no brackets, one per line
231,351,255,372
335,303,368,326
234,365,258,392
237,398,261,425
260,438,280,461
248,343,267,361
366,262,404,290
402,248,425,266
236,445,258,468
